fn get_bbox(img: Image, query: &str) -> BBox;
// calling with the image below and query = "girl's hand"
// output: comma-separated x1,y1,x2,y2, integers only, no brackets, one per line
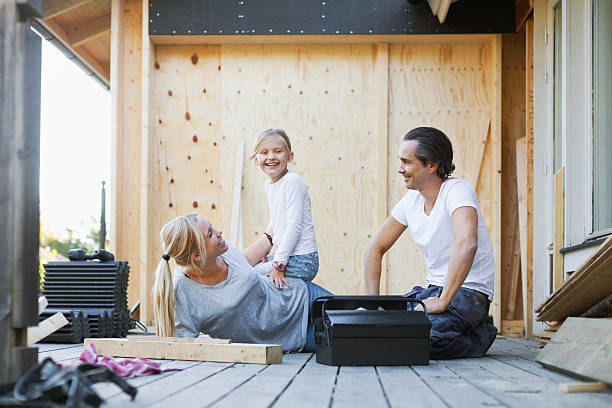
267,267,290,290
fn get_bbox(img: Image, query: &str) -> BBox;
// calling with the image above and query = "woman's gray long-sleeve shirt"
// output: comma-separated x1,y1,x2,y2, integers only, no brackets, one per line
173,243,309,352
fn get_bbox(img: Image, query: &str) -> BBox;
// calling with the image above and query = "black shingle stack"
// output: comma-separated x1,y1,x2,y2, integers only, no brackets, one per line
40,261,130,343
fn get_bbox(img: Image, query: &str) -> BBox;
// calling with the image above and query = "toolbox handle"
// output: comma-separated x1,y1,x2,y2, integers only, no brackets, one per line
312,296,429,345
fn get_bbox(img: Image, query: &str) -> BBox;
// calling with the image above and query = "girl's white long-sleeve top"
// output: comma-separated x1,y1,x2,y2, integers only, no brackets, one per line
265,171,318,264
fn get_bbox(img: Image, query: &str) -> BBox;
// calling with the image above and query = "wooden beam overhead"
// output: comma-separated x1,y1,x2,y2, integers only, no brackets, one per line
66,13,111,47
44,0,91,20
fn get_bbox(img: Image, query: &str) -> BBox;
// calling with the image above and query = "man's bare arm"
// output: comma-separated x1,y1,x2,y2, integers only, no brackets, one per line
417,206,478,314
364,216,407,295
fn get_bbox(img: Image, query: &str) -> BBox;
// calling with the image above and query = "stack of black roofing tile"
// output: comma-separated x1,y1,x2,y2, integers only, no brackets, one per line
40,261,130,343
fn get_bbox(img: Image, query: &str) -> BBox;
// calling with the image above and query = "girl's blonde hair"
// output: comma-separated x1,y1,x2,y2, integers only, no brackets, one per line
152,213,206,337
253,128,292,155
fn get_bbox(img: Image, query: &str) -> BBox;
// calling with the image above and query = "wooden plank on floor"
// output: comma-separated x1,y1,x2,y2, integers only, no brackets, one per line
418,375,502,407
148,363,266,407
411,360,457,378
331,366,388,407
273,354,337,408
39,345,85,362
536,317,612,385
85,338,282,364
376,366,447,408
108,361,235,407
213,353,310,408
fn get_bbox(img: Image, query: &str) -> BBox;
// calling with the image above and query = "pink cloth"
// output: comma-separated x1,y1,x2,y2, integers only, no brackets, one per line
65,343,181,378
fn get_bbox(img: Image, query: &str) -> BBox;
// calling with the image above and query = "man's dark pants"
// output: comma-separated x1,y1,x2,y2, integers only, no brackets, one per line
405,285,498,359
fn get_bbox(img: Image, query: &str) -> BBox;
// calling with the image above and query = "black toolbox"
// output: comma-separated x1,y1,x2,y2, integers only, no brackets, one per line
312,296,431,366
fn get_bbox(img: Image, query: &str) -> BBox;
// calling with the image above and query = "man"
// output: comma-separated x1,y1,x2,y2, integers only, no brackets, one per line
364,127,497,359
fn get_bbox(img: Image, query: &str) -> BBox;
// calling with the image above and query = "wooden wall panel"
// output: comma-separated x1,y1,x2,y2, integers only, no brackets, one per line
386,41,495,295
148,44,381,302
500,31,526,326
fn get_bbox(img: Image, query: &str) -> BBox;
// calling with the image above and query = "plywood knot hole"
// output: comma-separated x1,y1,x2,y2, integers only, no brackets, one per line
169,202,173,208
170,178,174,184
165,166,169,170
351,89,354,93
208,122,212,126
324,90,328,94
187,155,191,160
193,135,198,143
262,89,266,93
154,62,160,70
238,67,242,72
338,157,342,160
309,136,312,140
211,203,216,209
158,119,163,124
367,234,371,238
299,90,303,95
204,168,208,173
343,232,347,236
288,84,292,89
209,179,214,184
185,112,191,120
237,90,241,94
341,268,344,272
191,53,199,65
213,142,217,146
192,201,198,208
203,88,207,93
217,65,221,71
168,90,173,96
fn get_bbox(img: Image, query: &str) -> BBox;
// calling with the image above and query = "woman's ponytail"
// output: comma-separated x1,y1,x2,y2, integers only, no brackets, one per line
152,258,176,337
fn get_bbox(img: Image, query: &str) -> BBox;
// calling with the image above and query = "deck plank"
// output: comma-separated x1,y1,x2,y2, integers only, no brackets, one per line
213,353,311,408
272,354,337,408
108,361,235,407
376,366,447,408
440,357,612,408
331,366,388,407
146,363,266,407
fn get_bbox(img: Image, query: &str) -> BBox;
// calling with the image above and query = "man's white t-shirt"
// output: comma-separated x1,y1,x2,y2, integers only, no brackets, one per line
390,178,495,300
265,171,318,264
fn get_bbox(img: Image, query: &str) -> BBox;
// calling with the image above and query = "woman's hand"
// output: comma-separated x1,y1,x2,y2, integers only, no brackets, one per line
267,267,290,290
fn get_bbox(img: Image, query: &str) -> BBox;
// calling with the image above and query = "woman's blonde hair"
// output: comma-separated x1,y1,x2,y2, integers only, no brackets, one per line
253,128,292,155
152,213,207,337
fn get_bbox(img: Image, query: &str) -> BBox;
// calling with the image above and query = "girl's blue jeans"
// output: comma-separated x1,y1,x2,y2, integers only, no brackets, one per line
254,251,319,281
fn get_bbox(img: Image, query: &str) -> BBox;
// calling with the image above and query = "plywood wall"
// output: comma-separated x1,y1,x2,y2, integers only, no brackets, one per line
115,32,502,323
386,42,495,294
148,44,382,299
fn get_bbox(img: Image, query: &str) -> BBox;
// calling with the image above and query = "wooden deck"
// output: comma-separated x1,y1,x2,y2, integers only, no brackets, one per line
38,337,612,407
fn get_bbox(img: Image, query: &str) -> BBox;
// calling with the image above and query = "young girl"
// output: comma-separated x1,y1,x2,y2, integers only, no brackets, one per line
252,129,319,289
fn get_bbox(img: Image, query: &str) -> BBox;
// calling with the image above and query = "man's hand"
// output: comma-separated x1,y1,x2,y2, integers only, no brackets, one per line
267,267,290,290
414,296,449,314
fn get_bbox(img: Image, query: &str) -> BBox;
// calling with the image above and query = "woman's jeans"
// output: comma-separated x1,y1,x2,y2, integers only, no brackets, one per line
302,280,333,352
254,252,319,281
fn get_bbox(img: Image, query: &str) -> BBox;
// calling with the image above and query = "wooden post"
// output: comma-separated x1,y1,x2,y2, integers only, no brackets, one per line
491,35,503,329
110,0,143,319
0,0,43,382
553,167,565,292
524,16,535,338
375,43,389,294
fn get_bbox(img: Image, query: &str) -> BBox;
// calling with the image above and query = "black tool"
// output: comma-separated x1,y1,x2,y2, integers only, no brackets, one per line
68,249,115,262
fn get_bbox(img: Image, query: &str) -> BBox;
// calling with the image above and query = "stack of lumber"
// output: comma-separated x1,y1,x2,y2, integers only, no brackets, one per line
40,261,131,342
535,235,612,321
534,320,563,342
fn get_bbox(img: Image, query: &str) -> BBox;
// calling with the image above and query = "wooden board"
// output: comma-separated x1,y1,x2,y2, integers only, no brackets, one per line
524,16,535,338
84,338,282,364
500,319,525,338
536,235,612,321
553,167,565,292
27,313,69,346
536,317,612,386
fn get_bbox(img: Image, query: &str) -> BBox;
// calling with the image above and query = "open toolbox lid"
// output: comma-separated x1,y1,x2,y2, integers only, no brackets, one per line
312,296,432,339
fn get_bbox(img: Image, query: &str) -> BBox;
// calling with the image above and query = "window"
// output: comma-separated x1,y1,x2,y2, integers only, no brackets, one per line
593,0,612,233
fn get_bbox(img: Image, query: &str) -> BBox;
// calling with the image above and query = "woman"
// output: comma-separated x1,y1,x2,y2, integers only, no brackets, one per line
151,213,332,352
